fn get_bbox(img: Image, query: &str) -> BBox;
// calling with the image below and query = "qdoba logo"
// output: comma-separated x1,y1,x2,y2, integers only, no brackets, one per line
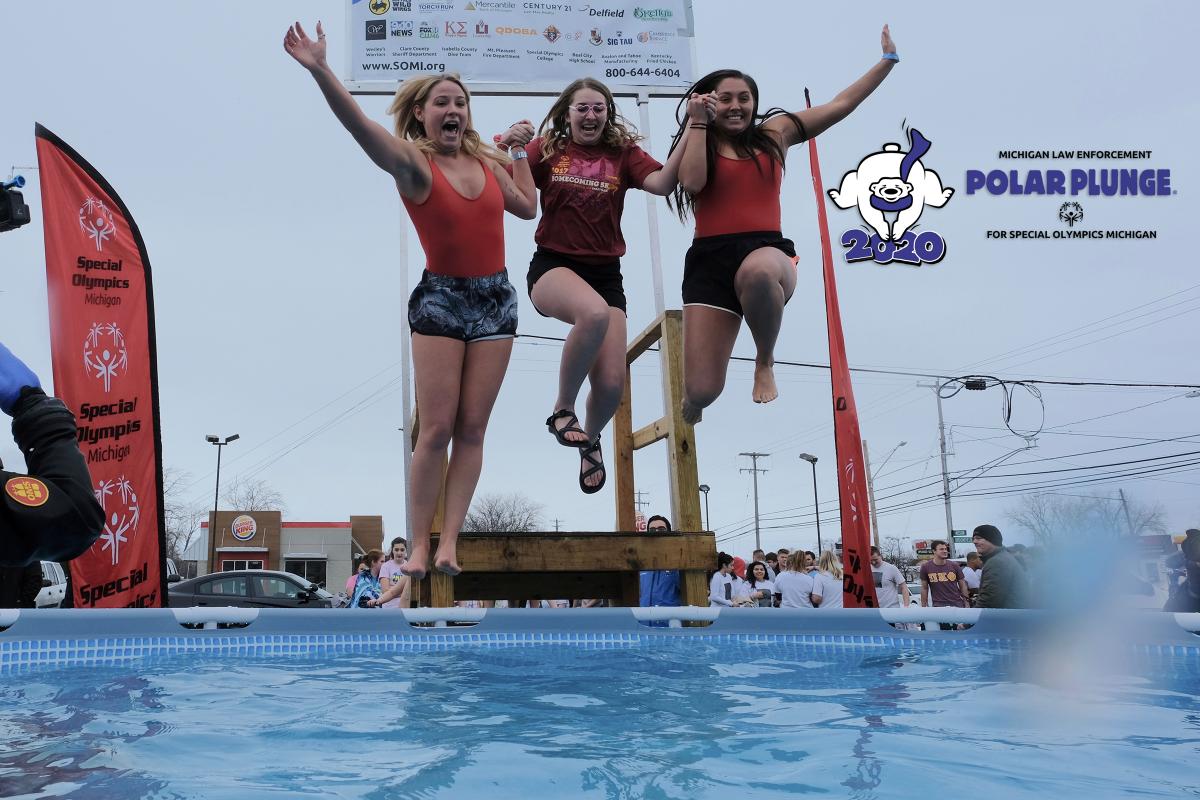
496,25,538,35
79,196,117,252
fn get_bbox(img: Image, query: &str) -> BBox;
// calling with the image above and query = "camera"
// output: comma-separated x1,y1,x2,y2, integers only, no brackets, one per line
1,176,31,233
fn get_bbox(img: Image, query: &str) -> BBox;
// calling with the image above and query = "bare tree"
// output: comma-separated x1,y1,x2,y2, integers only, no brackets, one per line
1006,491,1167,546
222,477,287,513
163,466,206,563
880,536,919,581
463,492,545,533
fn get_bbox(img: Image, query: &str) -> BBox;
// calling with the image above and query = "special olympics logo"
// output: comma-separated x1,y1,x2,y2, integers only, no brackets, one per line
84,322,129,393
829,127,954,265
94,475,140,566
79,196,118,252
1058,201,1084,227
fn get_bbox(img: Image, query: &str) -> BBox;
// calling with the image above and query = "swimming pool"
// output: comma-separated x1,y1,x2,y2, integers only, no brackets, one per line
2,608,1197,798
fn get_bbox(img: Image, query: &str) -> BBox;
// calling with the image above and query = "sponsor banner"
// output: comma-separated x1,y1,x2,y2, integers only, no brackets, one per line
35,124,166,609
803,96,878,609
348,0,694,88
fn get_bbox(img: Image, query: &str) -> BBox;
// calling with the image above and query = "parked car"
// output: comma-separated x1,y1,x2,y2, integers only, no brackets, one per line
35,561,67,608
168,570,334,609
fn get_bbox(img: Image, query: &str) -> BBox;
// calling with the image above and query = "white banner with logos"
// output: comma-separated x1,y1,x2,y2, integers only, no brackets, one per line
348,0,695,89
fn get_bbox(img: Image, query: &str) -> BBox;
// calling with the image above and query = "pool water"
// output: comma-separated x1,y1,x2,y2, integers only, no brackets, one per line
1,639,1196,799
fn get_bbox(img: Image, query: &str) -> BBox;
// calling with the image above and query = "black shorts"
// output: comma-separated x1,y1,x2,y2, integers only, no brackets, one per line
681,231,796,316
408,269,518,342
527,248,627,315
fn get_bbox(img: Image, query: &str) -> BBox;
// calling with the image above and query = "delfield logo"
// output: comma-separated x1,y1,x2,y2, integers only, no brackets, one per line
584,6,623,17
828,127,954,265
633,7,671,21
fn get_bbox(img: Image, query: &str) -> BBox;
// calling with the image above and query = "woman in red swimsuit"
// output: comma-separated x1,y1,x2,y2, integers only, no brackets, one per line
669,25,898,424
494,79,693,494
285,22,537,578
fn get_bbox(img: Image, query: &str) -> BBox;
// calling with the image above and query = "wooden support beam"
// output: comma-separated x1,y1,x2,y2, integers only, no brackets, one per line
660,312,702,532
613,363,636,532
631,418,669,450
627,310,666,363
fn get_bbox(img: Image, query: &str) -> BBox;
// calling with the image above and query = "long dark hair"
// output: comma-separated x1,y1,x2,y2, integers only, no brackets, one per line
746,560,769,588
666,69,804,221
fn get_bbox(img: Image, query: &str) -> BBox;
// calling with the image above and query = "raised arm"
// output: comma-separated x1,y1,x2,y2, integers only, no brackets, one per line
640,124,692,196
491,120,538,219
765,24,898,148
284,21,428,196
676,92,717,195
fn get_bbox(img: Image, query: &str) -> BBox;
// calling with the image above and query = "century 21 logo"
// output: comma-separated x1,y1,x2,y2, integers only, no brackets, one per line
828,127,954,265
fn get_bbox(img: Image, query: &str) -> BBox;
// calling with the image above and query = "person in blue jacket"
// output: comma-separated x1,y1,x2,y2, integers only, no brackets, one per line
639,515,681,611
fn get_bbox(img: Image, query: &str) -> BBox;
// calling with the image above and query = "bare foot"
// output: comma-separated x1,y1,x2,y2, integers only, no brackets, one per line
433,549,461,576
752,362,779,404
401,547,428,580
681,399,703,425
550,408,590,445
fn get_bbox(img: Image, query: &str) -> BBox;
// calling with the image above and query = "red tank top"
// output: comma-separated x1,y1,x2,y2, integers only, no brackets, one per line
693,151,783,238
402,156,505,277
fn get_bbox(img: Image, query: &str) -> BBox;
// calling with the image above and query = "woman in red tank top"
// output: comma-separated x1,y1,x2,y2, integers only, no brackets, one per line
667,26,899,425
494,79,694,495
285,22,537,580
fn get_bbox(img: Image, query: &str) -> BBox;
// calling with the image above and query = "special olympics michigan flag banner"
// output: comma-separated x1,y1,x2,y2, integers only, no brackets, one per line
348,0,695,88
35,124,167,609
803,99,879,610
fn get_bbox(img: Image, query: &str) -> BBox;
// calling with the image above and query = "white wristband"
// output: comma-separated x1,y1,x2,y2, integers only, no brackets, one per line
510,148,528,161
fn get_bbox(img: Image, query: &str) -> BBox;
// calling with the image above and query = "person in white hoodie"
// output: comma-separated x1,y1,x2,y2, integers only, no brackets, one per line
812,550,845,609
709,552,736,607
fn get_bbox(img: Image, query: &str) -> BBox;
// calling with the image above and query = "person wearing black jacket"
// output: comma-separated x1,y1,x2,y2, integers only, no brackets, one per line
971,524,1029,609
1164,529,1200,613
1,342,105,567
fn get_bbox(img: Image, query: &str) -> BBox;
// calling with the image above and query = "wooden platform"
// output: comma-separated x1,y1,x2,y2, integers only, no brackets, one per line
415,531,715,608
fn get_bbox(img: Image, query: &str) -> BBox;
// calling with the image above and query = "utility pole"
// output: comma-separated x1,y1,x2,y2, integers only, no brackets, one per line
553,518,561,533
1118,489,1137,537
634,490,650,515
863,440,878,550
739,452,769,552
918,382,955,555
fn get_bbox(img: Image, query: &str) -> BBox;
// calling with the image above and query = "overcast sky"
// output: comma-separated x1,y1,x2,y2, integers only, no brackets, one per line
2,1,1197,558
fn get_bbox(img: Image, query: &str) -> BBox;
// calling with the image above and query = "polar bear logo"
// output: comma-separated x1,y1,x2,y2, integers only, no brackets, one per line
828,128,954,242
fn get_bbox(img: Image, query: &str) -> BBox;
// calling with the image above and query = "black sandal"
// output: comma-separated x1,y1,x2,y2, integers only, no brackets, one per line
579,437,606,494
546,409,590,449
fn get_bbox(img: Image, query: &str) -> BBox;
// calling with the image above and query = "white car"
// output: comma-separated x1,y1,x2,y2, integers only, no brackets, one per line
35,561,67,608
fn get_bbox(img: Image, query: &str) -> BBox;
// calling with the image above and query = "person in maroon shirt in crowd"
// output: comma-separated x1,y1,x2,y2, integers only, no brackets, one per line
920,539,969,630
286,23,537,576
667,26,899,424
495,79,693,494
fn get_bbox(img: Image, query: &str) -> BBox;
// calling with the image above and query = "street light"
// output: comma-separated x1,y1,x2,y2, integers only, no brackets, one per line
698,484,711,531
866,440,906,548
798,454,820,553
206,433,240,549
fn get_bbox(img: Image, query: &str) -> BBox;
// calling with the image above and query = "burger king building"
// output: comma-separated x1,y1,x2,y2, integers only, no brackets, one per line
197,511,385,589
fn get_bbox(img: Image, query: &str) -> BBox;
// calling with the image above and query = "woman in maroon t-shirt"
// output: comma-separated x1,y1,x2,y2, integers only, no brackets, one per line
667,26,899,425
496,79,693,494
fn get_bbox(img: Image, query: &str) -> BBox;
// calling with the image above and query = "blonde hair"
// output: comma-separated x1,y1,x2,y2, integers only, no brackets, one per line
538,78,642,161
818,550,843,580
386,74,507,167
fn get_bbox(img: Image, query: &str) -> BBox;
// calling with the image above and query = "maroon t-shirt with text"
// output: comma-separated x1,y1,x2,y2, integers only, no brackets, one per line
525,136,661,264
920,559,968,608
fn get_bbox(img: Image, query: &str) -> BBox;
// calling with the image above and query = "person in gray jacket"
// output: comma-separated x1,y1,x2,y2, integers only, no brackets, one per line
971,524,1028,609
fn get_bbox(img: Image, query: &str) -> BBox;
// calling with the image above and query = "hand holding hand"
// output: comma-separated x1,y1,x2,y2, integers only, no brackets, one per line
506,120,536,147
0,342,41,416
686,92,716,123
284,20,328,71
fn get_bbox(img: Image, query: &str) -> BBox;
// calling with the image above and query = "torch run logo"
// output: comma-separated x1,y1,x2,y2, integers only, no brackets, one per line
94,475,140,566
79,196,118,252
83,322,128,393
